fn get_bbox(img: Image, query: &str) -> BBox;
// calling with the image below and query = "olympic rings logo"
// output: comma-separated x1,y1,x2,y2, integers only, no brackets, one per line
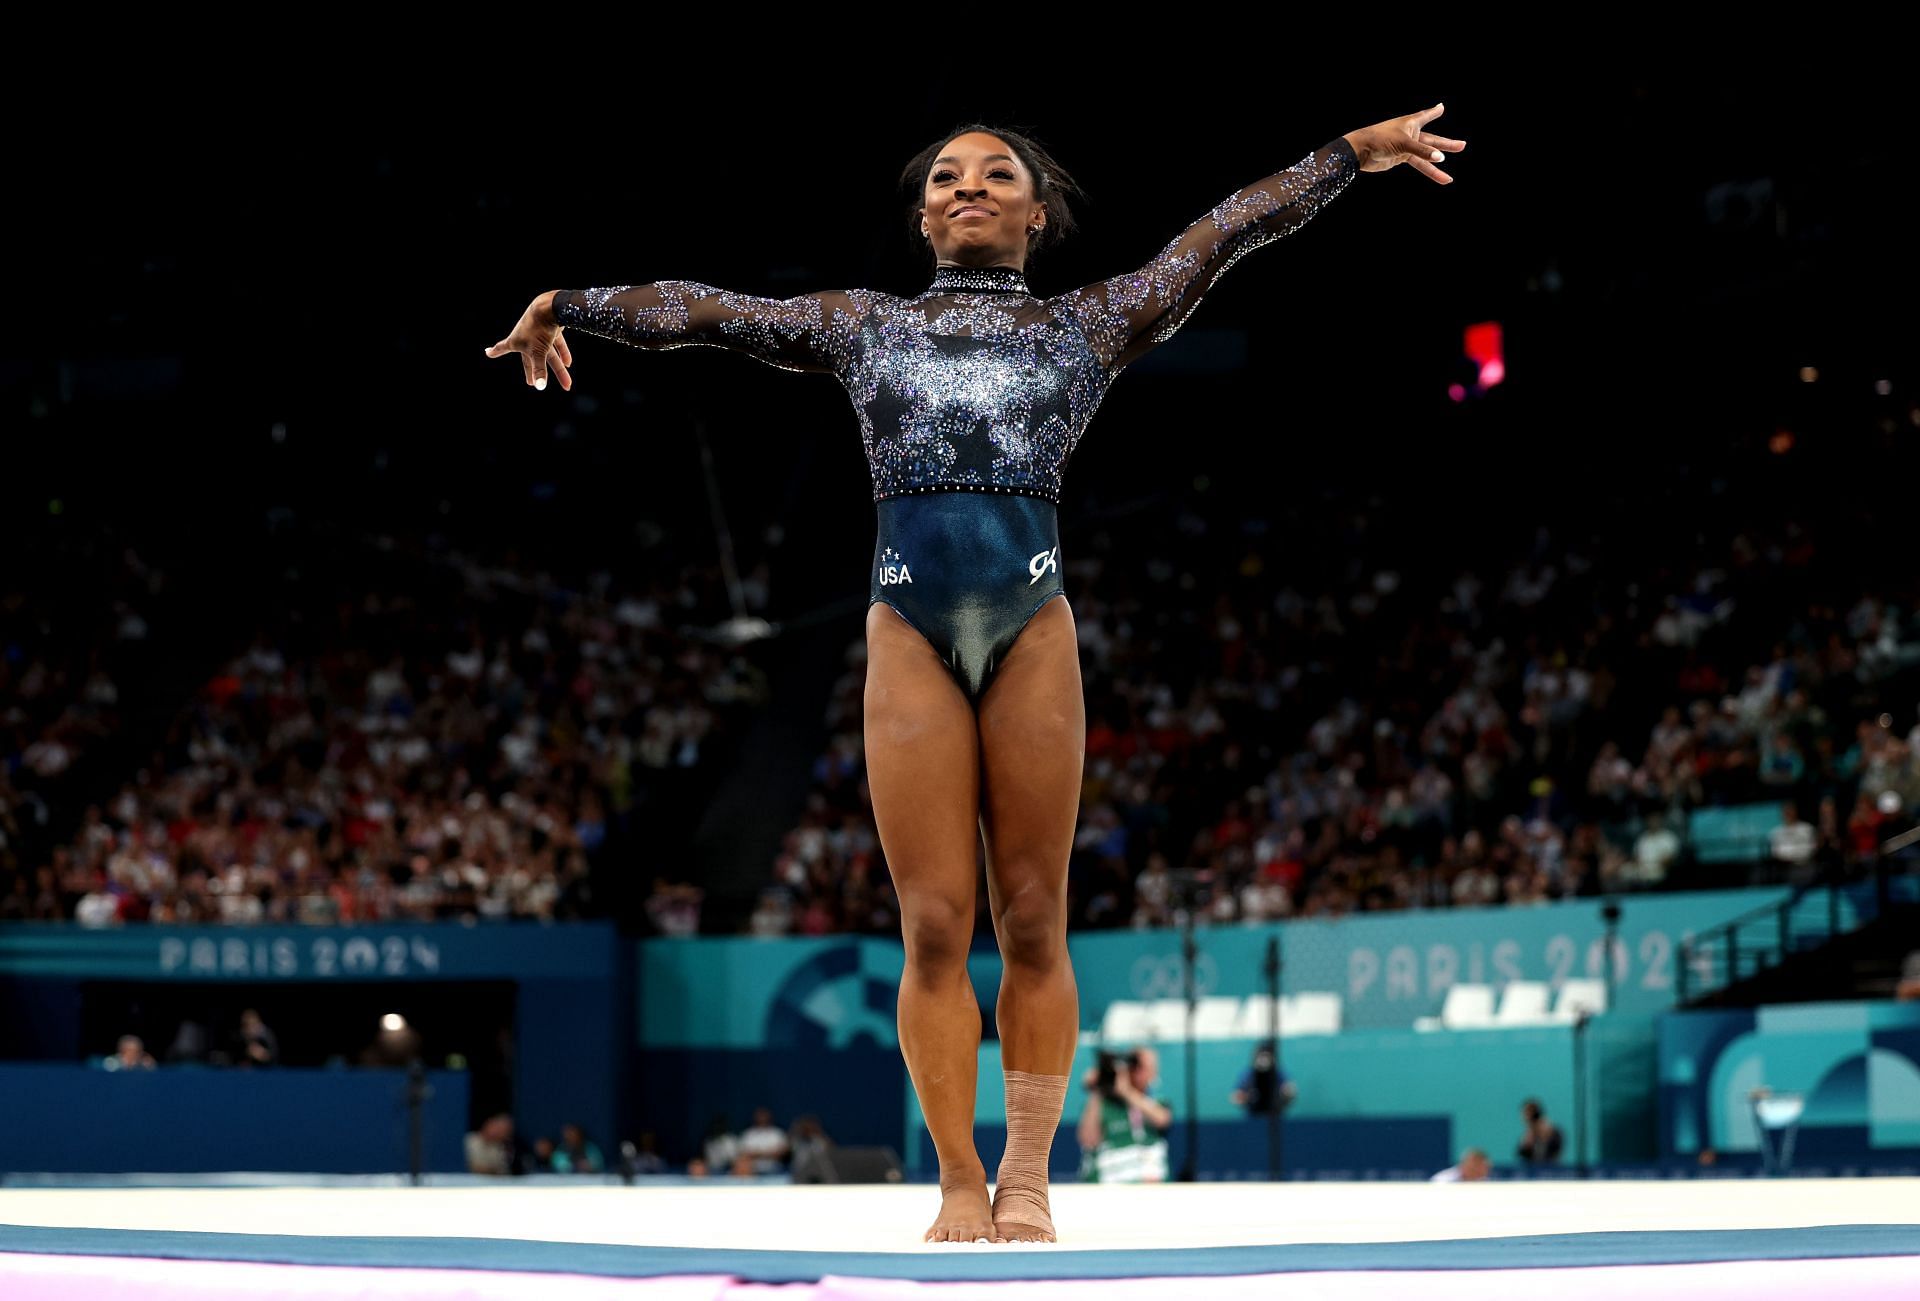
1128,952,1220,999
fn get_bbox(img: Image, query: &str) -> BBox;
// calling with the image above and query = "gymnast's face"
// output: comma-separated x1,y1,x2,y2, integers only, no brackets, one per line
921,132,1045,271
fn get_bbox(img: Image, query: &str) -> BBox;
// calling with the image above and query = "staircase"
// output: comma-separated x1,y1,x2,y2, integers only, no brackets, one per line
1679,846,1920,1009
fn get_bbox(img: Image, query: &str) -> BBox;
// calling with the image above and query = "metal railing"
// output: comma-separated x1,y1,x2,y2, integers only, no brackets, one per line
1676,827,1920,1004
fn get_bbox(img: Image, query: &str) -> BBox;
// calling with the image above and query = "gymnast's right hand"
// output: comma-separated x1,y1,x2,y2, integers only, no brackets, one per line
485,291,572,392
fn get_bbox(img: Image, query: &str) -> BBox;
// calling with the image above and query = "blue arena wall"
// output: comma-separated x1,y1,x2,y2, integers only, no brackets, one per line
637,889,1789,1171
0,1064,468,1174
0,890,1859,1176
0,922,627,1166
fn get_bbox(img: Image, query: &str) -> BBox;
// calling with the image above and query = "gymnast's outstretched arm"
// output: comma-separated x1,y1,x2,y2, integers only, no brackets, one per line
486,282,859,390
1054,102,1464,374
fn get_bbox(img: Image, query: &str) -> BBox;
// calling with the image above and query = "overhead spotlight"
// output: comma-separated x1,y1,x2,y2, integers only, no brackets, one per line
381,1013,407,1033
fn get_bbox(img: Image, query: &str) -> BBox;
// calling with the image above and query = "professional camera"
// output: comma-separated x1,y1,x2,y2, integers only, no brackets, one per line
1094,1049,1140,1097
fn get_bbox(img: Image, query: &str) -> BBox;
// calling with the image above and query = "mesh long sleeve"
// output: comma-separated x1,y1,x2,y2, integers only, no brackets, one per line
1057,136,1360,372
550,282,856,376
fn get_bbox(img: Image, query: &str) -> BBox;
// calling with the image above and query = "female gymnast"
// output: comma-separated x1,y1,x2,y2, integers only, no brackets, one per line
486,102,1465,1242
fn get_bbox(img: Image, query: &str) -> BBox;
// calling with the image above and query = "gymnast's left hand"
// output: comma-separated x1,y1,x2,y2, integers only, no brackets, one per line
1342,103,1466,184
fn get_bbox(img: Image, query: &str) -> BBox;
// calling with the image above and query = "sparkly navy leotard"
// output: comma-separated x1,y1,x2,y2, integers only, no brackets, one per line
552,135,1359,704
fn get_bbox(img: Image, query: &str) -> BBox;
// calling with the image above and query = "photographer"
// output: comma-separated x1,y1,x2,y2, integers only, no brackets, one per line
1517,1098,1564,1165
1229,1045,1297,1115
1076,1045,1173,1183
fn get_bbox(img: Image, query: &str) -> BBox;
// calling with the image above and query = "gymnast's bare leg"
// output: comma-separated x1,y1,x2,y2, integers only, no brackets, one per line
865,601,1000,1243
977,594,1084,1242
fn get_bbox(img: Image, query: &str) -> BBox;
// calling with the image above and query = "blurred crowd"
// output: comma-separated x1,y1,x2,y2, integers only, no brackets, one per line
0,533,165,901
763,506,1920,934
2,536,765,927
9,490,1920,940
462,1105,837,1181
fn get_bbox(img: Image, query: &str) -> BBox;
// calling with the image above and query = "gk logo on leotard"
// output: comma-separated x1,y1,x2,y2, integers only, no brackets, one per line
1028,545,1059,586
878,545,913,586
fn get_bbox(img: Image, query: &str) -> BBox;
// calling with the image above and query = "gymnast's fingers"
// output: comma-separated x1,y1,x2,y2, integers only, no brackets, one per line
553,329,573,369
1407,157,1454,185
548,351,571,392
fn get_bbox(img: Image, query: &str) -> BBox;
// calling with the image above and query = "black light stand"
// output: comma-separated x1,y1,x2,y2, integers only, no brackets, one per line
1600,900,1622,1012
1265,934,1284,1181
1179,906,1200,1183
406,1058,432,1186
1587,899,1621,1181
1571,1008,1591,1179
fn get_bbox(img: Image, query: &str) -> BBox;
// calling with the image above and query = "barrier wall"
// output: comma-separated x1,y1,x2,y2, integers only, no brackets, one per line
0,1064,469,1174
933,1021,1656,1178
0,891,1820,1176
0,923,627,1150
636,891,1778,1170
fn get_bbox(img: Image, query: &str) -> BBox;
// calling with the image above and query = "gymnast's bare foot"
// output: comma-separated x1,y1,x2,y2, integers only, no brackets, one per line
926,1166,1002,1243
991,1180,1056,1243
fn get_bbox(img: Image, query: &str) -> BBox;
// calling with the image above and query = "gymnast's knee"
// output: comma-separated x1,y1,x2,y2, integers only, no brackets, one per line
900,894,974,974
995,888,1068,974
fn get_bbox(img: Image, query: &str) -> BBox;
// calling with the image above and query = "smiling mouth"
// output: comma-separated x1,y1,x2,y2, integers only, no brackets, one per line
950,208,994,219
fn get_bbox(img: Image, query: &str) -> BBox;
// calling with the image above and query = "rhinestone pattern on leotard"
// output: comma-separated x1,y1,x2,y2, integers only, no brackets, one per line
551,136,1358,504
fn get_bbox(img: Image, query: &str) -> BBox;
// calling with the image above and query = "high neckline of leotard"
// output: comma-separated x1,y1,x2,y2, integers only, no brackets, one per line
924,264,1031,297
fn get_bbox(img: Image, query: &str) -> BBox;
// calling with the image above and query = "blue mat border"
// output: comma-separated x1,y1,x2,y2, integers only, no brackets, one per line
1,1223,1917,1281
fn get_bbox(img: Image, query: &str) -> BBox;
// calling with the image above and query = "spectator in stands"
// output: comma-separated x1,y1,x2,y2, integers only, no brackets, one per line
1758,731,1807,791
1132,853,1175,929
165,1019,209,1064
627,1131,669,1174
1897,952,1920,1002
104,1034,156,1071
1767,803,1818,882
788,1115,836,1183
1516,1098,1563,1165
1229,1045,1297,1115
749,886,795,937
701,1113,740,1174
1626,813,1681,888
646,880,704,937
553,1122,605,1174
232,1008,279,1068
520,1136,557,1174
738,1105,790,1173
1431,1147,1491,1182
465,1113,516,1175
75,876,122,927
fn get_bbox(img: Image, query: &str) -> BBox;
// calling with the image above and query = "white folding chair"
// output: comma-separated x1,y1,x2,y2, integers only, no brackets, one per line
1194,996,1244,1040
1436,983,1496,1030
1552,978,1608,1023
1099,1000,1152,1043
1493,981,1552,1027
1144,998,1191,1042
1288,992,1343,1036
1234,994,1278,1039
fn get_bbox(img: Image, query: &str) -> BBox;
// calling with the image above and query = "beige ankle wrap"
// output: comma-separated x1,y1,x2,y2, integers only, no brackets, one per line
994,1069,1068,1236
